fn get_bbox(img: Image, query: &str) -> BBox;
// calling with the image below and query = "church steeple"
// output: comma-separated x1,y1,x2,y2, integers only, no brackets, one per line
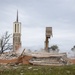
13,11,21,51
16,10,18,22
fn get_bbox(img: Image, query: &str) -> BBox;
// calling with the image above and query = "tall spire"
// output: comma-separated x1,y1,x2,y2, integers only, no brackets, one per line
16,10,18,22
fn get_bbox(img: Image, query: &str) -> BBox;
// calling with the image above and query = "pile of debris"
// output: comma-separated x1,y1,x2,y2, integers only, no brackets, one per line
0,51,20,60
0,49,27,60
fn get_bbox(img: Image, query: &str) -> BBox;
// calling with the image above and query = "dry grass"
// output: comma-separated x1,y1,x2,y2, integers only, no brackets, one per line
0,64,75,75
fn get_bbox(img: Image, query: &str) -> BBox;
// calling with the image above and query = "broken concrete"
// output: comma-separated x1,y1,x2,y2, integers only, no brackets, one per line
0,51,19,60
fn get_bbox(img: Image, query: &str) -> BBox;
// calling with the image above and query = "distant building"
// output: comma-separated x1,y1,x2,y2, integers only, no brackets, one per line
13,11,21,51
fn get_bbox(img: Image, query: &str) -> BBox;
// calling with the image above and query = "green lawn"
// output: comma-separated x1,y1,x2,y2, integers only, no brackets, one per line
0,64,75,75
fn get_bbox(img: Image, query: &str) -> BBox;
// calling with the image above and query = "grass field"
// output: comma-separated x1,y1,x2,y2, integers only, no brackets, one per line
0,64,75,75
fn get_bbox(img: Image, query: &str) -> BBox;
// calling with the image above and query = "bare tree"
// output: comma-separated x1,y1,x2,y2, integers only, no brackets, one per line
0,31,12,54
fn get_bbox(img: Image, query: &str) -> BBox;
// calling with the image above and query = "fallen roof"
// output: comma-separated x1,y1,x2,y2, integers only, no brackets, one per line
30,52,66,58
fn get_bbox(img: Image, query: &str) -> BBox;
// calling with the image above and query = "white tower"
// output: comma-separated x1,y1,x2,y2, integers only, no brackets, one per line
13,10,21,51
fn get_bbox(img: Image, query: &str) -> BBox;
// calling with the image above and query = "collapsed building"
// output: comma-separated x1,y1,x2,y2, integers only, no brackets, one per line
29,52,68,66
0,49,32,64
29,27,70,65
0,11,71,65
45,27,52,51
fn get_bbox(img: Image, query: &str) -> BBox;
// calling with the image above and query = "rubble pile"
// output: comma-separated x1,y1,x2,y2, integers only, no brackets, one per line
0,51,20,60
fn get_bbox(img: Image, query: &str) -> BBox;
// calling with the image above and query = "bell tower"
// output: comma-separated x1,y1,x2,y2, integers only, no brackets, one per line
13,10,21,51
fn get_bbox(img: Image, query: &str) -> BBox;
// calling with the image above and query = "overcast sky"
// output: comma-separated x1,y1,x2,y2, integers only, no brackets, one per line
0,0,75,53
